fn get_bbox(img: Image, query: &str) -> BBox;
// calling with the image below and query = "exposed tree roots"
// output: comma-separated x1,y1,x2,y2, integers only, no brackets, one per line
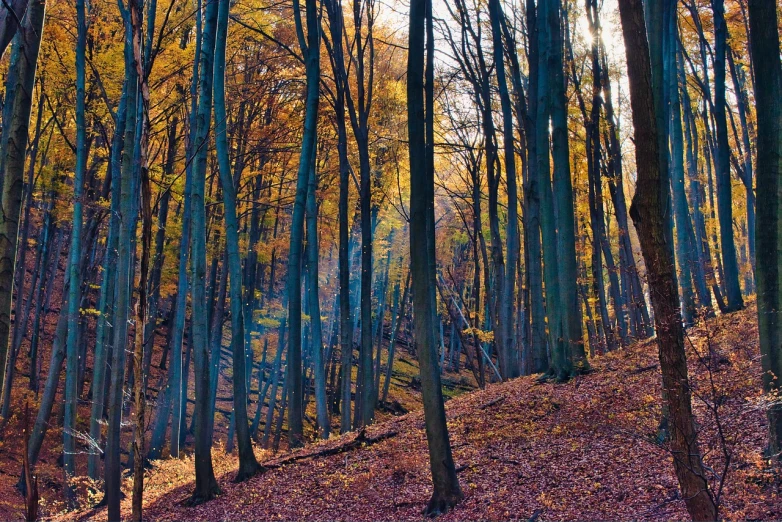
185,483,221,506
422,488,463,517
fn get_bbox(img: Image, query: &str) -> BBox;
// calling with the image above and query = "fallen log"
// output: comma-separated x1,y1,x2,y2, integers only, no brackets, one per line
262,428,399,469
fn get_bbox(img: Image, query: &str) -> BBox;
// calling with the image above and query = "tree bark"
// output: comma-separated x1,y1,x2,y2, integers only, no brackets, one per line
711,0,743,312
214,0,262,480
0,0,45,414
408,0,462,512
748,0,782,460
616,0,717,518
63,0,88,500
286,0,320,448
188,0,220,501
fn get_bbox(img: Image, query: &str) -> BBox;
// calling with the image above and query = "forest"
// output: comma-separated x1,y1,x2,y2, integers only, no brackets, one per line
0,0,779,519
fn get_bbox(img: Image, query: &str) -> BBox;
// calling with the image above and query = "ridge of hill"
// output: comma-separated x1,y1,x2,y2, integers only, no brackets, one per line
48,304,782,520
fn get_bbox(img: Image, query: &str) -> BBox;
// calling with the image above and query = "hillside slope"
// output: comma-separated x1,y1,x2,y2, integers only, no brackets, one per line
56,304,780,520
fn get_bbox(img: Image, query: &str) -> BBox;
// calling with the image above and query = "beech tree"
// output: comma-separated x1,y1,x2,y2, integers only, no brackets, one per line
749,0,782,460
408,0,462,513
616,0,717,517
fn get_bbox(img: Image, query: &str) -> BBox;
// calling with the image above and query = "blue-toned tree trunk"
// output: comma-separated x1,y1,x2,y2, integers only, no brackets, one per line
214,0,262,479
63,0,87,500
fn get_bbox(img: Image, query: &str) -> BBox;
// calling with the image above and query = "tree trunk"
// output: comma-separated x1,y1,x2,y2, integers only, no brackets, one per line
548,0,586,377
169,44,199,458
213,0,261,480
748,0,782,461
408,0,462,512
286,0,320,448
188,0,220,501
63,0,87,499
131,0,152,515
0,0,45,413
325,0,353,435
88,76,128,478
711,0,743,311
106,14,139,518
305,153,331,439
489,0,519,379
666,8,698,325
616,0,717,518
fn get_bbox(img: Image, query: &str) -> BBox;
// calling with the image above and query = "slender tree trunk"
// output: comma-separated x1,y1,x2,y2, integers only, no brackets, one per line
306,152,331,439
548,0,586,377
489,0,519,379
711,0,743,311
0,0,45,417
106,13,139,517
25,290,67,478
0,0,45,414
408,0,462,512
536,0,565,378
518,0,548,372
616,0,717,518
88,77,128,478
130,0,151,515
373,245,392,397
214,0,262,480
324,0,353,434
188,0,220,501
666,6,698,325
4,95,42,413
727,48,755,281
286,0,320,447
63,0,88,499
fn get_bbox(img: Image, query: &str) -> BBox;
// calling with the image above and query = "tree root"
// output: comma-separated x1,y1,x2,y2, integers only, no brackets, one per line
185,482,221,506
422,488,463,517
234,461,265,483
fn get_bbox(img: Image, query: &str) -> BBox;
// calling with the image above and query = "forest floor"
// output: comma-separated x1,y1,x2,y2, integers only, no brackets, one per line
3,303,781,520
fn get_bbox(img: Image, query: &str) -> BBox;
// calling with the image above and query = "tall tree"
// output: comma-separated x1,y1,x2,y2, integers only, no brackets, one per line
488,0,519,378
323,0,354,435
63,0,88,500
711,0,743,311
214,0,262,480
0,0,46,415
130,0,152,517
748,0,782,460
547,0,586,377
189,0,220,502
616,0,717,517
170,5,202,459
105,8,139,517
286,0,321,447
345,0,377,428
408,0,462,513
519,0,549,372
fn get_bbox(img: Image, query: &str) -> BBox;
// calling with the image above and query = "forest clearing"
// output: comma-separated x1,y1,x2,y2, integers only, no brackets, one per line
0,0,780,519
